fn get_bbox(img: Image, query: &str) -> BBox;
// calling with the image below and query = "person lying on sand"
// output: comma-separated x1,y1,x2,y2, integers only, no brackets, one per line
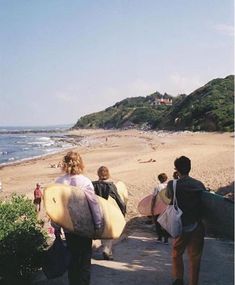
138,158,156,163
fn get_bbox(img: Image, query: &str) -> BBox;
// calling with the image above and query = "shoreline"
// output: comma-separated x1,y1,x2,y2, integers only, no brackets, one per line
0,147,75,169
0,129,198,168
0,129,233,220
0,129,103,169
1,128,232,168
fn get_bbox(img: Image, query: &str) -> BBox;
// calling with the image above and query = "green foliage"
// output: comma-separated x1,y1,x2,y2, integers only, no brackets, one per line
160,75,234,131
73,75,234,132
128,107,169,127
74,92,172,129
0,195,47,284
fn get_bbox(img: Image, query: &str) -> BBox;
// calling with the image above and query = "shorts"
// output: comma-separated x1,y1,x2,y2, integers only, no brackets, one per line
34,198,41,204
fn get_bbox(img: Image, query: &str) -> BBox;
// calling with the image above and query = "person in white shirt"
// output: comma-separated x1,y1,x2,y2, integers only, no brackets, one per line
151,173,169,244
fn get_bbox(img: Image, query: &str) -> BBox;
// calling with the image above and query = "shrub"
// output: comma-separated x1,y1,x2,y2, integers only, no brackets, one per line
0,195,47,284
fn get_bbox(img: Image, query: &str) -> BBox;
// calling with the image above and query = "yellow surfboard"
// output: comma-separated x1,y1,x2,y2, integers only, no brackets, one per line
43,182,127,239
115,180,128,205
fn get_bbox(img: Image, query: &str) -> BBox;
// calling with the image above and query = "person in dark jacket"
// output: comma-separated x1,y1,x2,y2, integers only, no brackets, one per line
92,166,126,260
166,156,206,285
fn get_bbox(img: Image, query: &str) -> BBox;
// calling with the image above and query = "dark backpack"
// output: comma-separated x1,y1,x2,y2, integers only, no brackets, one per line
92,181,126,216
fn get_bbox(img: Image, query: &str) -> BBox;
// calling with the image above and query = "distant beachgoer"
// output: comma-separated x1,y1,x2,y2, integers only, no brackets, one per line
33,183,43,212
151,173,169,244
139,158,156,163
49,163,57,168
92,166,126,261
166,156,206,285
55,151,103,285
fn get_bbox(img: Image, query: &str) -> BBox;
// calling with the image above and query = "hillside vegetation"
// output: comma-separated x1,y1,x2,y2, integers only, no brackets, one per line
73,75,234,132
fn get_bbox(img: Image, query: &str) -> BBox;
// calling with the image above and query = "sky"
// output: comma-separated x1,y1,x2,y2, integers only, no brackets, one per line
0,0,234,127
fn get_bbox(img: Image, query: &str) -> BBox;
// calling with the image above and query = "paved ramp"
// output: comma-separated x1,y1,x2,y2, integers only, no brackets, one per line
33,225,234,285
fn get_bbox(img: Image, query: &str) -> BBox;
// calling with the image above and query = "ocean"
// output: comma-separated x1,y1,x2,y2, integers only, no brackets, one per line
0,125,76,165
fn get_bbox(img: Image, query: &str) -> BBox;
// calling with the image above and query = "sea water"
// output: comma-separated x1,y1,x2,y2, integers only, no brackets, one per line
0,125,75,165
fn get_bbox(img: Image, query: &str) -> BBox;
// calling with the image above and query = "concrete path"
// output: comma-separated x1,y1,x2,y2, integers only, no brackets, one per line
33,222,234,285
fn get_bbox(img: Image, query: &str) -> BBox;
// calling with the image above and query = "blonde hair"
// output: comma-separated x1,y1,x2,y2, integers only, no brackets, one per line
97,166,110,181
62,151,84,175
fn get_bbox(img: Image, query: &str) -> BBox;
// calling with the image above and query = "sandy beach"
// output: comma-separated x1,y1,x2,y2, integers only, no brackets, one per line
0,129,233,220
0,129,234,285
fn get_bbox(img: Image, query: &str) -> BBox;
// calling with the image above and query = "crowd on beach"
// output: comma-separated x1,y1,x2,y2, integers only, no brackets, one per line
33,150,208,285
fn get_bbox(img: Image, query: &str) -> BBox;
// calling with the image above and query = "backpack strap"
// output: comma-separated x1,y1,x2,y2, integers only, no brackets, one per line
172,179,179,208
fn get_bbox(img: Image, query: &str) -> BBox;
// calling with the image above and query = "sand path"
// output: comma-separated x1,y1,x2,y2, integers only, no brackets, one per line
33,218,234,285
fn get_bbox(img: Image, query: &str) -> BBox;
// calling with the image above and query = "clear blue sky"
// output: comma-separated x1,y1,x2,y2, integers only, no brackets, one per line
0,0,234,126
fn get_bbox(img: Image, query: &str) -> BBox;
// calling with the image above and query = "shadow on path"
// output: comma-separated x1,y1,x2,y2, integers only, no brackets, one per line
33,217,234,285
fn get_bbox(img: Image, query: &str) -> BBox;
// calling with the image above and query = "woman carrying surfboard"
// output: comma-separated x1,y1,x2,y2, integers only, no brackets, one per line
55,151,103,285
92,166,126,260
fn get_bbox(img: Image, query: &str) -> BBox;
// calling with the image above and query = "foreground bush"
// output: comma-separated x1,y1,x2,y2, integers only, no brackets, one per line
0,195,47,284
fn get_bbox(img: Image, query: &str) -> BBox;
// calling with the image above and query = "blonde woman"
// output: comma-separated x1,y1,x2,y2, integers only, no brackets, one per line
56,151,103,285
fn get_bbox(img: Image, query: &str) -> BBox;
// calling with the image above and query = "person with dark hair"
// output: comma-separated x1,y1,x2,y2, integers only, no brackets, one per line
166,156,206,285
151,173,169,244
92,166,126,260
173,171,179,180
55,151,103,285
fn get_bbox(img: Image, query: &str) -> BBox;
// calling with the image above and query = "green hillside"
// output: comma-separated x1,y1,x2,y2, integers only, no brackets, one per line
73,75,234,132
161,75,234,131
74,92,175,129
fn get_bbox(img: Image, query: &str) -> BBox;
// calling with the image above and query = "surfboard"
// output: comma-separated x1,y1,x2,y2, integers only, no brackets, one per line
115,180,128,205
43,183,126,239
202,191,234,240
137,189,170,216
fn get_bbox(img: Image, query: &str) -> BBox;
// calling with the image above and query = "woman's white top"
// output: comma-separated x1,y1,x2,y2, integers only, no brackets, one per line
153,182,167,197
56,174,103,228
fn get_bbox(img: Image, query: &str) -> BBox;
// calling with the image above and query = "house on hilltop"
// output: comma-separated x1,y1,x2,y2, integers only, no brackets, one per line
152,94,173,106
